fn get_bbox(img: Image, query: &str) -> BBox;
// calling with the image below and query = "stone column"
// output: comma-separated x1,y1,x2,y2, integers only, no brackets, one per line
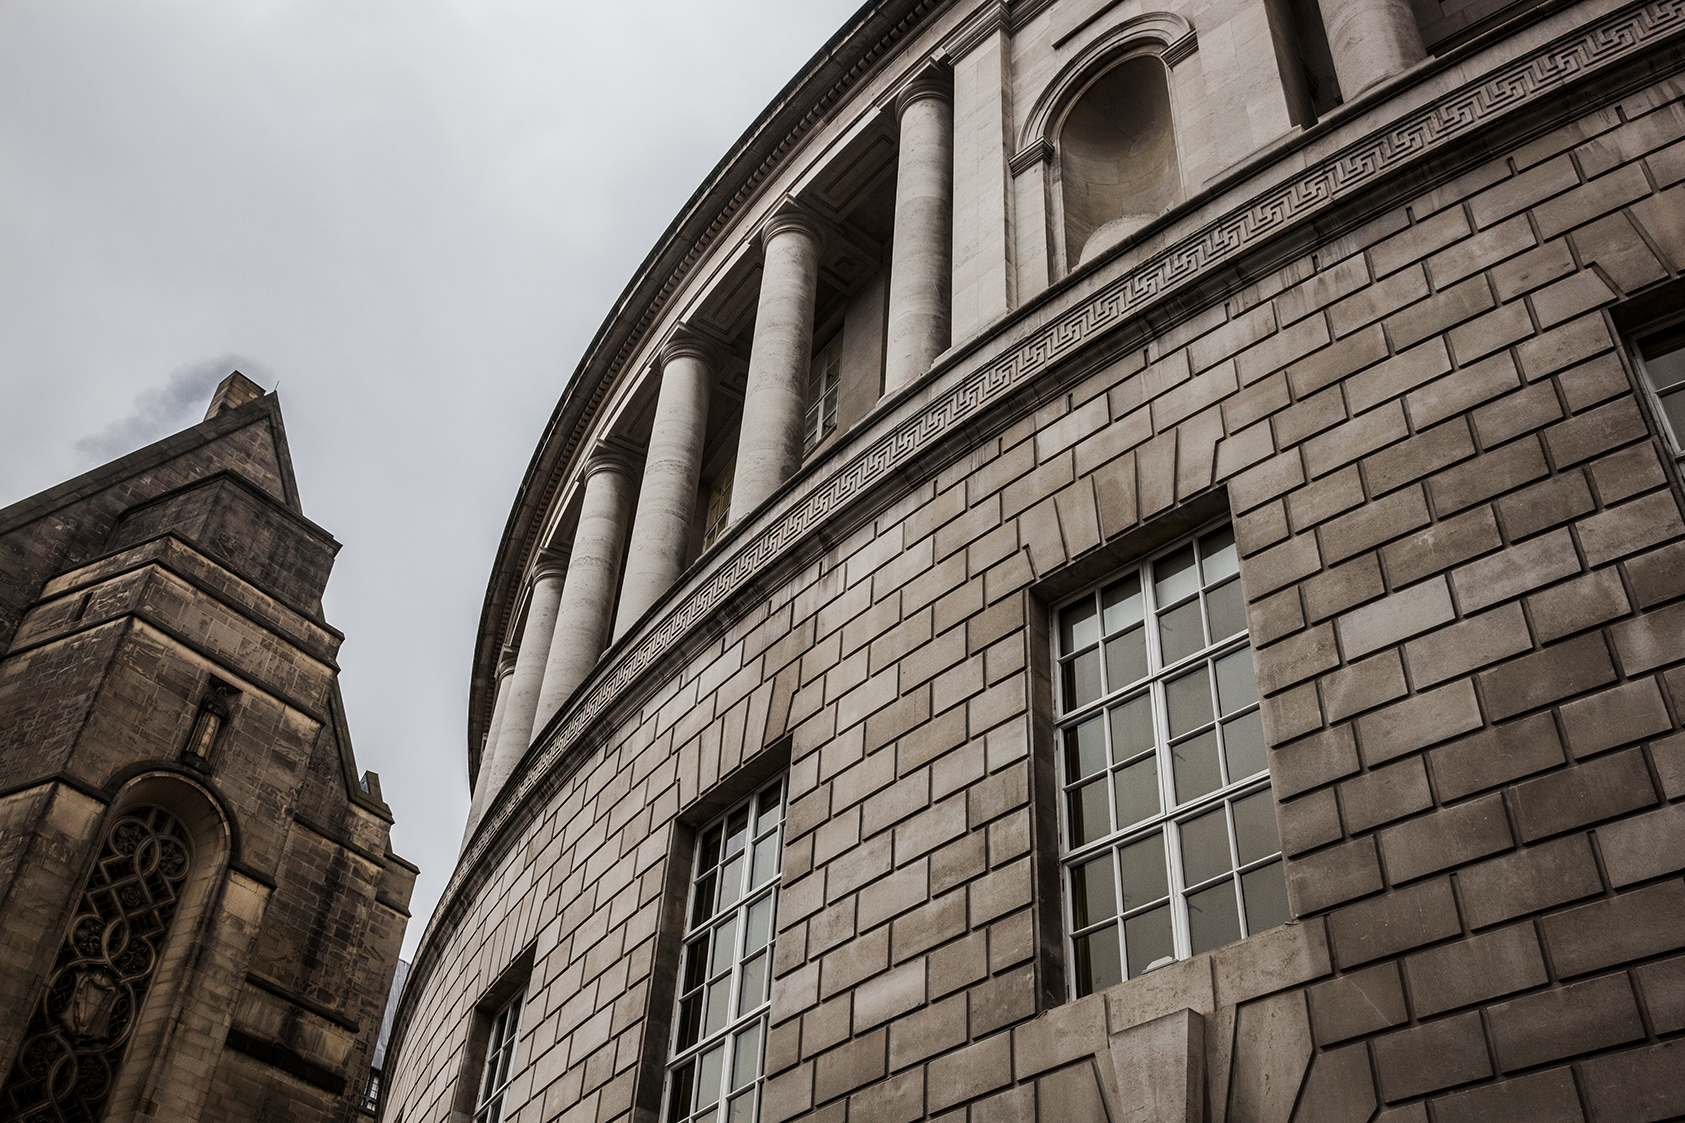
733,207,822,520
534,450,637,732
1321,0,1426,99
885,71,955,395
462,645,518,843
614,337,714,640
468,557,566,834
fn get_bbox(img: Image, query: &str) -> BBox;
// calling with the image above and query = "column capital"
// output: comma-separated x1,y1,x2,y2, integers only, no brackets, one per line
582,445,639,484
759,200,825,251
894,60,953,119
530,549,569,586
659,328,718,370
496,645,520,679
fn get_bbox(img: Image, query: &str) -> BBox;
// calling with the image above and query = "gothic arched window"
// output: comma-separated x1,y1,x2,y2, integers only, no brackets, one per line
1,806,194,1122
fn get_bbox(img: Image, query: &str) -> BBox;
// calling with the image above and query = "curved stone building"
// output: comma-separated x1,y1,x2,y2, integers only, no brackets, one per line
386,0,1685,1118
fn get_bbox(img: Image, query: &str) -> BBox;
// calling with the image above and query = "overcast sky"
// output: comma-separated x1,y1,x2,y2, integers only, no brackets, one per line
0,0,861,959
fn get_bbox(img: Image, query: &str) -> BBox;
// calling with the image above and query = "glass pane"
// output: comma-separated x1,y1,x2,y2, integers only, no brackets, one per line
1071,853,1118,928
1060,596,1100,653
1242,861,1293,934
738,952,769,1013
1101,573,1145,633
1662,388,1685,445
745,896,773,953
667,1064,695,1123
1215,647,1259,715
1155,545,1199,605
1187,881,1243,955
1166,668,1215,738
1114,756,1161,828
711,917,739,977
1105,627,1149,689
1233,789,1282,865
751,836,778,887
1201,526,1239,583
1064,716,1107,780
1180,807,1234,887
1207,579,1247,643
676,993,702,1050
1158,599,1205,665
718,856,744,911
1063,649,1102,709
697,1045,725,1109
1223,712,1269,781
757,783,783,826
1109,694,1155,762
732,1022,762,1090
726,1091,756,1123
683,938,708,992
1172,731,1223,803
1067,779,1111,847
1118,832,1169,909
1645,333,1685,389
693,875,718,926
698,827,722,875
725,809,750,855
704,978,732,1037
1124,905,1175,978
697,1110,719,1123
1074,923,1124,996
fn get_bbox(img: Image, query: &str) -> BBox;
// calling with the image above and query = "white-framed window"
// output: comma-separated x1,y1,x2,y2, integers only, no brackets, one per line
1631,317,1685,454
1052,520,1290,998
802,335,842,456
702,466,734,552
473,992,523,1123
663,777,785,1123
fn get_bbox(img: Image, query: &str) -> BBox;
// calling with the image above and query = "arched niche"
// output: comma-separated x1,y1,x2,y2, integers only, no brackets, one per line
1058,55,1182,268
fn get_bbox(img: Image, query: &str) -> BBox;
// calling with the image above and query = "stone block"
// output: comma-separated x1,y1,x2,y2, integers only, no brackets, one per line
1278,788,1342,855
1271,725,1360,799
1457,833,1603,929
1339,756,1432,833
1636,953,1685,1033
1372,206,1472,276
1328,265,1429,337
1450,526,1580,612
1106,1008,1205,1123
1254,623,1339,696
1429,437,1549,514
1541,879,1685,978
1321,651,1408,723
1320,485,1430,565
1210,918,1333,1007
1479,632,1617,721
1287,837,1383,914
1557,351,1632,412
1516,312,1613,380
1559,677,1671,757
1363,417,1476,496
1037,1061,1113,1121
1590,444,1668,506
848,1067,924,1123
1371,1011,1492,1101
1611,600,1685,674
1624,540,1685,608
1301,553,1384,624
1544,397,1649,468
1428,711,1564,801
1306,961,1408,1044
1468,155,1578,227
1381,504,1502,587
1403,923,1547,1016
1579,489,1685,567
1355,678,1483,766
970,964,1036,1037
1328,877,1460,966
1286,324,1389,397
813,1027,887,1103
928,930,986,997
1430,1069,1584,1123
1406,351,1519,428
1286,465,1365,534
1580,1040,1685,1122
1428,213,1536,288
1496,469,1594,539
1488,973,1645,1072
1338,577,1455,659
1302,403,1410,480
1527,566,1630,642
1404,600,1532,687
1510,747,1655,841
1388,276,1496,350
1379,793,1513,883
887,992,967,1070
926,1033,1012,1111
1598,801,1685,887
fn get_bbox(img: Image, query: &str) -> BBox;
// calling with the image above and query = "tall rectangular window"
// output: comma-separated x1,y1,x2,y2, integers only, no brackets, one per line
803,335,842,455
1632,318,1685,453
663,777,785,1123
1052,522,1290,998
474,992,523,1123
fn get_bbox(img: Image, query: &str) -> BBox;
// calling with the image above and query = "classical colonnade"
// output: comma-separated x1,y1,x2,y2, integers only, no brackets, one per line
462,5,1426,838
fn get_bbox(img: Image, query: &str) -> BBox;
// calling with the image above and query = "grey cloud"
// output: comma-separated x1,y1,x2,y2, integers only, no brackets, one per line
74,356,273,464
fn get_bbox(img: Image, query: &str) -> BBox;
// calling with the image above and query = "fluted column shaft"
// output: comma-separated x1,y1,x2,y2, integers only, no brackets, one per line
884,78,954,395
463,647,518,843
1322,0,1426,99
733,210,822,519
615,341,714,639
468,563,565,835
534,453,637,732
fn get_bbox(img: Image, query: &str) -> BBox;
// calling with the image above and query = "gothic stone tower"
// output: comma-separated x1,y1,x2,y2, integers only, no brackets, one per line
0,373,415,1122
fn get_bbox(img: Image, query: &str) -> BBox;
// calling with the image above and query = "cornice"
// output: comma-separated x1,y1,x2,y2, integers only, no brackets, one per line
420,2,1685,1041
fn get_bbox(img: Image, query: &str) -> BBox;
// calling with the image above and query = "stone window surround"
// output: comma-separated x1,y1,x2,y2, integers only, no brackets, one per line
452,949,534,1123
472,991,523,1123
1048,516,1287,998
1623,307,1685,458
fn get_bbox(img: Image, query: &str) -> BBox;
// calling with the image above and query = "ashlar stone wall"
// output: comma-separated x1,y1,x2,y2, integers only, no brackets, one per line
386,35,1685,1123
